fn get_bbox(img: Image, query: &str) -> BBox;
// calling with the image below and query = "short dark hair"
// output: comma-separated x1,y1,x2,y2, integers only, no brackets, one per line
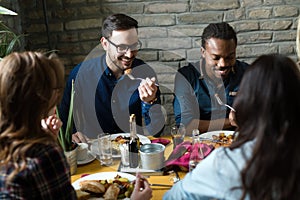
201,22,237,48
101,13,138,38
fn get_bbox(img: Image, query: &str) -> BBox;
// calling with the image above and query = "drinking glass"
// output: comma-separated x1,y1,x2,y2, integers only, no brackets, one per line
171,123,186,149
119,143,129,167
97,133,113,166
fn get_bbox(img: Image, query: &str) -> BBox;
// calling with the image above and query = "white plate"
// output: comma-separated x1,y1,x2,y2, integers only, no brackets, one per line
72,172,135,199
77,151,96,165
90,133,151,158
200,130,235,139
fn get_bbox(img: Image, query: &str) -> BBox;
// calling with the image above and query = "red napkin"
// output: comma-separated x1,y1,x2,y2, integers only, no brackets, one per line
165,141,214,171
151,138,171,146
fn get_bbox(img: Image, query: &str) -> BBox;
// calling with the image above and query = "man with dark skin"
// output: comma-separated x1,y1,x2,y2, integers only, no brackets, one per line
173,22,249,134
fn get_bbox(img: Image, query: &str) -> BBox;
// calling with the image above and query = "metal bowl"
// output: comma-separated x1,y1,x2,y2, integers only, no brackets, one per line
139,143,165,170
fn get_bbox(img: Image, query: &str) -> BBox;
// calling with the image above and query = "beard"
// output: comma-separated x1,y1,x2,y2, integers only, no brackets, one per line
117,54,135,70
107,52,136,72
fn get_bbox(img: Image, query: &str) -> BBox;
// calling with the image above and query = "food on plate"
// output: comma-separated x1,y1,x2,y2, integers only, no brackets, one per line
103,184,120,200
79,180,106,194
111,135,130,155
212,132,234,143
114,135,130,144
201,132,235,148
75,190,91,200
78,174,134,199
124,68,132,74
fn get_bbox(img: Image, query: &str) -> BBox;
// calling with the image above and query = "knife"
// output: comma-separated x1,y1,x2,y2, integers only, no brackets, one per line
150,183,173,187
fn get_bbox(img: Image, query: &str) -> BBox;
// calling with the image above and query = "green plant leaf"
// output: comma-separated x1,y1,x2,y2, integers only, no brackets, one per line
0,20,23,59
5,34,21,55
57,79,75,151
65,79,75,151
0,6,17,15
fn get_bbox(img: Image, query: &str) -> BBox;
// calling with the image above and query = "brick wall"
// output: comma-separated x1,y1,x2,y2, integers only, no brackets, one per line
1,0,299,135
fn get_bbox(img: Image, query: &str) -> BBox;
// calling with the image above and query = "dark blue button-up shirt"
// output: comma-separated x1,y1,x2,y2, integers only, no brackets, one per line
173,59,249,126
59,54,164,138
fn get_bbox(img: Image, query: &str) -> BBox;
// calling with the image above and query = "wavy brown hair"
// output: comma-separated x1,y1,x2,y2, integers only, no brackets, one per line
0,51,65,182
230,54,300,199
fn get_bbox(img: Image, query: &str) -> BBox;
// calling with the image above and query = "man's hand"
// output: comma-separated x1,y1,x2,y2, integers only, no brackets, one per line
138,77,158,104
72,131,89,143
229,110,238,127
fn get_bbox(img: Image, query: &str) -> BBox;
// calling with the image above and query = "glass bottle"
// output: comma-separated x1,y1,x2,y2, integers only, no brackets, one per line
129,114,140,168
189,129,204,172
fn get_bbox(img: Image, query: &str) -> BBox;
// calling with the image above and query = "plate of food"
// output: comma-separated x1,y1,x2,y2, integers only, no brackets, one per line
73,172,135,200
89,133,151,158
200,130,237,147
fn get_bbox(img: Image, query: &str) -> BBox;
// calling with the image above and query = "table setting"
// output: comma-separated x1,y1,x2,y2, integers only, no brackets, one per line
71,128,236,199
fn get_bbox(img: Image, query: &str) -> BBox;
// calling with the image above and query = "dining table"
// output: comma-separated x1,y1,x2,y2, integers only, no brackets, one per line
71,135,188,200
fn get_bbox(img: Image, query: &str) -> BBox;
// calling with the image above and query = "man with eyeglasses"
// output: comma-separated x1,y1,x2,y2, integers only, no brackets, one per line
173,22,249,134
59,14,164,142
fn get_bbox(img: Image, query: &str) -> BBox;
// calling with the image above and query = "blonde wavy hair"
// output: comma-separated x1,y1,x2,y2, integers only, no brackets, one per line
0,51,65,182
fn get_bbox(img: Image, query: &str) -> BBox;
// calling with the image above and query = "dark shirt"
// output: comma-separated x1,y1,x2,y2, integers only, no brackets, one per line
59,54,164,138
0,144,76,200
173,59,249,126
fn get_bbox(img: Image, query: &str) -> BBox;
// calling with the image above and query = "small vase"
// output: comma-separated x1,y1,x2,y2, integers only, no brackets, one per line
64,146,78,175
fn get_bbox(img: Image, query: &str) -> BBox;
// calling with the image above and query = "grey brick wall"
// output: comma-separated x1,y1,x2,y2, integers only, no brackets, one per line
1,0,299,135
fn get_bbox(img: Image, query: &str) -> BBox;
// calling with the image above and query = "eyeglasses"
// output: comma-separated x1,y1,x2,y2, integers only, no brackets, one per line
105,38,142,53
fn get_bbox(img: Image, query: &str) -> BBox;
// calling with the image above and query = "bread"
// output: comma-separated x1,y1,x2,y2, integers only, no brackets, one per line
79,180,106,194
75,190,91,200
103,184,120,200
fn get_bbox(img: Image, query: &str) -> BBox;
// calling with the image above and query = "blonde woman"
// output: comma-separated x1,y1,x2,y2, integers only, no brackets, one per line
0,52,76,199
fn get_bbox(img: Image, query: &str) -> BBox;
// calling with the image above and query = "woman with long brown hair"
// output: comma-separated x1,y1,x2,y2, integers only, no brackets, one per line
0,52,76,199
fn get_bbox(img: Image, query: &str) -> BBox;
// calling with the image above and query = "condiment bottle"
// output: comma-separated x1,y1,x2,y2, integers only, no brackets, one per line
129,114,140,168
189,129,204,172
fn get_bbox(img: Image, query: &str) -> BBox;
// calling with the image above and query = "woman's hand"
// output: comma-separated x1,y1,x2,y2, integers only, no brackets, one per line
130,173,152,200
41,114,62,137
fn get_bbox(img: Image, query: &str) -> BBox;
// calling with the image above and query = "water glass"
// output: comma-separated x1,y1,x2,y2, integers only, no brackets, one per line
97,133,113,166
171,123,186,149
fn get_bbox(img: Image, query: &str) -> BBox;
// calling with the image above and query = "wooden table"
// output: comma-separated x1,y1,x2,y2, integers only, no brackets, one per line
71,136,187,200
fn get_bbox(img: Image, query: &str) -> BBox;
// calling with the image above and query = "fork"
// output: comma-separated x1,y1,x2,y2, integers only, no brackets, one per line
126,73,159,86
215,94,236,112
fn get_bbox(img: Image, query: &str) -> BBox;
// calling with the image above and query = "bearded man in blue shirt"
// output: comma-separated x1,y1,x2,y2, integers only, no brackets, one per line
173,22,249,135
59,14,165,142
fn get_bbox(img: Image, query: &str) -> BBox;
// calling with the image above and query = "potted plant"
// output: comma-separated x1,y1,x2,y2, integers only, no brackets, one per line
56,80,78,175
0,6,23,60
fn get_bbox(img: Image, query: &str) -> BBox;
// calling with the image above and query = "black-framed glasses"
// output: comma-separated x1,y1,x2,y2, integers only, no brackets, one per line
105,38,142,53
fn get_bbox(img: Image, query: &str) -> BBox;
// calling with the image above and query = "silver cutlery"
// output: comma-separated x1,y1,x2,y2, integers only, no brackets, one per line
126,73,159,86
150,183,173,188
215,94,236,112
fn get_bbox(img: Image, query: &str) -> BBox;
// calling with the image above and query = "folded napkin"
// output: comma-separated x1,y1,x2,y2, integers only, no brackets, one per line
164,141,214,171
151,138,171,146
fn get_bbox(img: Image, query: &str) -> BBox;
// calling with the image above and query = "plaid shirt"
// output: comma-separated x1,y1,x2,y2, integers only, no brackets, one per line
0,143,77,199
